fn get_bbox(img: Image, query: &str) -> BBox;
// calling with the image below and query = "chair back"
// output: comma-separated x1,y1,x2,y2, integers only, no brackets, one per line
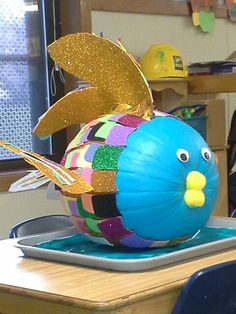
172,260,236,314
9,214,73,238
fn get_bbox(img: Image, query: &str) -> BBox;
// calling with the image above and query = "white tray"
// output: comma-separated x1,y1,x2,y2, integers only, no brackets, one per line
15,217,236,272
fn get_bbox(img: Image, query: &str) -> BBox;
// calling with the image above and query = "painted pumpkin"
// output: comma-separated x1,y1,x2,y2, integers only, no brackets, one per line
60,112,218,248
0,33,219,248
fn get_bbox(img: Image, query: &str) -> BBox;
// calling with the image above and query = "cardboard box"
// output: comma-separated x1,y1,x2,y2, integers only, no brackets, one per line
212,147,228,217
155,96,226,147
205,99,226,147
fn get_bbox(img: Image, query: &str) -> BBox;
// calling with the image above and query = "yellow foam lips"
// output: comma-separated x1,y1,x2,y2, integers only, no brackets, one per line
184,171,206,208
35,33,153,137
0,140,92,195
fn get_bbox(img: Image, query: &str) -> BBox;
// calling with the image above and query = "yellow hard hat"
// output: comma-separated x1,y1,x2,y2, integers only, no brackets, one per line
140,44,188,79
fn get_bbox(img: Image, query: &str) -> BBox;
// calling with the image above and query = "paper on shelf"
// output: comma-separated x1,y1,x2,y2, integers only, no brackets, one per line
9,170,50,192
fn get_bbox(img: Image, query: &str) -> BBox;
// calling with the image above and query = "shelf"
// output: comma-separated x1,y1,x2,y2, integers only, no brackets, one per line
149,74,236,95
188,74,236,94
148,78,188,96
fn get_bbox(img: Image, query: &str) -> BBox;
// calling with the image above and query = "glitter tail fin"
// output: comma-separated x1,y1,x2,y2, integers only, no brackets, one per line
0,140,93,195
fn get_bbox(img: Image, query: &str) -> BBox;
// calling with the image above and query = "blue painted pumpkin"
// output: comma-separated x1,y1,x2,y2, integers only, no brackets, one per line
62,112,219,248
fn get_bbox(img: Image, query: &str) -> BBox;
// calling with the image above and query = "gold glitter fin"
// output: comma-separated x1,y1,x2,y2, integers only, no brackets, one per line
34,87,115,137
0,140,93,195
111,103,132,114
112,102,153,120
129,100,154,120
48,33,153,117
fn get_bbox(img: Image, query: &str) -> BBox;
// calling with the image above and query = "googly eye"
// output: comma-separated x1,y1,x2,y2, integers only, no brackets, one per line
177,149,189,163
201,148,211,161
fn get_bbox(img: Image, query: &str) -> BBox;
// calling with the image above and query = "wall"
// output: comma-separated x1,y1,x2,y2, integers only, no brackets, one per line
0,187,64,239
92,11,236,134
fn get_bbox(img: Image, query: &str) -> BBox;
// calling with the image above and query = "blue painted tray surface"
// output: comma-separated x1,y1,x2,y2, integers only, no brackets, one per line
16,217,236,271
35,226,236,260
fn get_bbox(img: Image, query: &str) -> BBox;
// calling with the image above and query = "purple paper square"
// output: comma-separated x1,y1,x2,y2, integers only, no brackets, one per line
80,129,91,142
105,125,135,146
68,200,81,217
118,114,146,128
98,217,132,244
120,233,153,248
84,143,102,162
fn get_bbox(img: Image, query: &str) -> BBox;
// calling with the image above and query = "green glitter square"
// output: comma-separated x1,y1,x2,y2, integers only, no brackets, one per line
92,146,124,170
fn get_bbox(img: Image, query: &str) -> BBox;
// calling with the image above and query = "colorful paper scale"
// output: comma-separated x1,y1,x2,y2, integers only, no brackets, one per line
62,113,174,248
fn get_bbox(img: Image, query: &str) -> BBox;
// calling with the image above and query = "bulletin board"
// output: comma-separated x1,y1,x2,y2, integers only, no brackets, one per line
90,0,227,17
89,0,227,26
60,0,228,35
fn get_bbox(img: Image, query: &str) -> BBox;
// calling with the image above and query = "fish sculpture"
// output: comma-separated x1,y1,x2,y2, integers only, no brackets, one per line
0,33,219,248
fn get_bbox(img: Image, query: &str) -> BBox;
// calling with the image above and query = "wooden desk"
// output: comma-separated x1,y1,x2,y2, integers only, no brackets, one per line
1,238,236,314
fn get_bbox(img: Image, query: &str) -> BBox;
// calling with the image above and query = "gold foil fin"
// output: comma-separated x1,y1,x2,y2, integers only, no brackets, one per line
0,141,93,195
111,102,152,119
48,33,153,115
129,100,154,120
111,103,132,115
34,87,116,137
